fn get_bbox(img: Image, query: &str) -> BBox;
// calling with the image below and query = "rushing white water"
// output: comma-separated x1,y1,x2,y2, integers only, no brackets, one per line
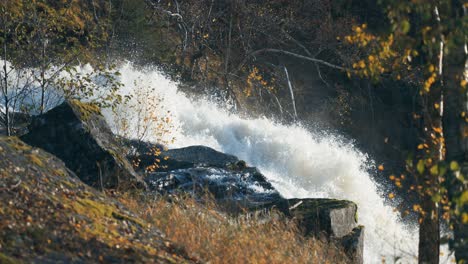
102,63,430,263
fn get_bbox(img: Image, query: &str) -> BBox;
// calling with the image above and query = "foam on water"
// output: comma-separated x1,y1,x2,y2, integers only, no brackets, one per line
102,63,434,263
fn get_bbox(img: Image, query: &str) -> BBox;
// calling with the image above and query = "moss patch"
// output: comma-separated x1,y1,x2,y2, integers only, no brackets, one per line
26,153,44,167
0,253,20,264
69,99,101,121
0,137,32,152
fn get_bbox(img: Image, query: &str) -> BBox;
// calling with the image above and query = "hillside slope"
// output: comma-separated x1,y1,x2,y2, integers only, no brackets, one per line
0,137,194,263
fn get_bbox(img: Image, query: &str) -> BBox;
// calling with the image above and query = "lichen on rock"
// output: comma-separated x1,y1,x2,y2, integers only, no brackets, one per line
0,136,194,263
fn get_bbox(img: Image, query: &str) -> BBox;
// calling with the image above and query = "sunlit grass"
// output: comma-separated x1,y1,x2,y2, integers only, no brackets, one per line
117,192,348,264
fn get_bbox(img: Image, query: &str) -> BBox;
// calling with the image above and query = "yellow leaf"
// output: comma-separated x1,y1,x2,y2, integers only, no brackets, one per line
450,161,460,171
358,60,366,69
388,193,395,199
378,164,384,171
460,191,468,205
417,160,425,174
462,213,468,224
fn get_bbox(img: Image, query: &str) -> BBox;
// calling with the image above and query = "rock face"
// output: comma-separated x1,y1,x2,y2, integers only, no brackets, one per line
287,198,363,264
287,198,358,237
146,166,288,213
0,137,193,263
126,142,240,172
126,140,286,212
341,226,365,264
21,100,146,190
0,111,31,136
162,146,240,168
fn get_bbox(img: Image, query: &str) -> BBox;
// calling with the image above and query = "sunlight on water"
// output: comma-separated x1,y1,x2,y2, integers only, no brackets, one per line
98,63,453,263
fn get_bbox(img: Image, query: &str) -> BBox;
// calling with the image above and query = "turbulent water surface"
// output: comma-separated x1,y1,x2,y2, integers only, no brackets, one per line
102,64,426,263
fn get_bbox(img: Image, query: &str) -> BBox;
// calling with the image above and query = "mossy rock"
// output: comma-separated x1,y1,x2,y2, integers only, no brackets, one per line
0,136,194,263
68,99,101,121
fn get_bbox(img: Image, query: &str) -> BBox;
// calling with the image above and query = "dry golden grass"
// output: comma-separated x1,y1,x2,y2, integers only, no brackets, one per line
117,192,348,264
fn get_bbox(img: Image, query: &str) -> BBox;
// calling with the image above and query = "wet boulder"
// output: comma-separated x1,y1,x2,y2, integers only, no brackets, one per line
125,140,240,172
287,198,363,263
146,166,288,214
21,100,146,190
162,146,239,168
287,198,358,238
340,226,365,264
126,140,289,213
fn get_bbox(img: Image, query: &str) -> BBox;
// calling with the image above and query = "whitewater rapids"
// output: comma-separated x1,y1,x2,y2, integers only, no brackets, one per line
98,63,451,263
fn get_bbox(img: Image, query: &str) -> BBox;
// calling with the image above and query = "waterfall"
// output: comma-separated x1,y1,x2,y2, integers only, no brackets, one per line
99,63,452,263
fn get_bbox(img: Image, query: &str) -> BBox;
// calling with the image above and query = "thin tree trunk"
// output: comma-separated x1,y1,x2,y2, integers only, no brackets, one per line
2,60,10,136
418,85,442,263
418,190,440,264
442,3,468,261
283,66,297,121
40,36,46,114
2,20,10,136
418,6,447,263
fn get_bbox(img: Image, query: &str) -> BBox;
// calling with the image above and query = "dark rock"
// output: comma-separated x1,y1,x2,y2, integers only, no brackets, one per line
163,145,239,167
124,139,240,172
21,100,146,190
127,140,289,213
287,198,358,238
340,226,364,264
146,166,289,214
287,198,363,263
0,111,31,136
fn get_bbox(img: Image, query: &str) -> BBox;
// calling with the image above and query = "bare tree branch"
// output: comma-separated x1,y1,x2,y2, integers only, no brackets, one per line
239,48,349,72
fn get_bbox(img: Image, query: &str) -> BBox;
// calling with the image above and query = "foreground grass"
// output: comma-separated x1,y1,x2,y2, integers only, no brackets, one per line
117,192,348,264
